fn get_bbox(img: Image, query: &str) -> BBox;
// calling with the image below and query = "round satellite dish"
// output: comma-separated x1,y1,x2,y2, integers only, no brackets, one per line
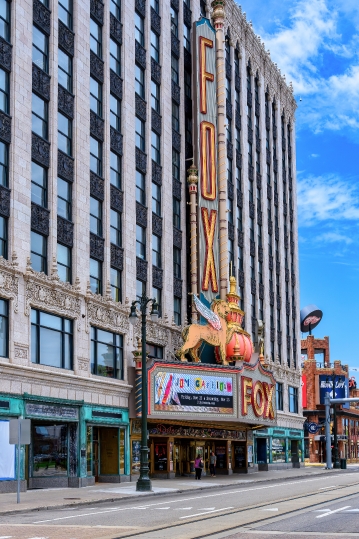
300,304,323,333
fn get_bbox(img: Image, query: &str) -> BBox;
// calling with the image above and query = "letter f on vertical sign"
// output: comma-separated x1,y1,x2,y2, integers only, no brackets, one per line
201,208,218,293
200,37,214,114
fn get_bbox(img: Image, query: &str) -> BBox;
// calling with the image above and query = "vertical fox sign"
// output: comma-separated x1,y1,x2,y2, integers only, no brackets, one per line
193,18,219,306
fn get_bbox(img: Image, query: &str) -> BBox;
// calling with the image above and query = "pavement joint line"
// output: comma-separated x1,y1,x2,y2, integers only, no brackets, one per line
316,505,351,518
179,507,234,519
31,476,358,524
0,470,354,517
112,481,359,539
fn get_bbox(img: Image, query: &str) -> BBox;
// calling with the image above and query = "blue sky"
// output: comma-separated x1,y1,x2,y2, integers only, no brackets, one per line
238,0,359,371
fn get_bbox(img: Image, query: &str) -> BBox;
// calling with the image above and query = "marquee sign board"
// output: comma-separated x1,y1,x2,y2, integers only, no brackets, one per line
193,18,219,305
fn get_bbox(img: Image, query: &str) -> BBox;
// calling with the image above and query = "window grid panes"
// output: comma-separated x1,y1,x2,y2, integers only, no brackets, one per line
135,11,144,46
110,38,121,75
136,170,146,205
59,0,72,29
110,0,121,20
91,326,123,379
152,182,161,215
170,6,178,37
58,112,72,156
110,267,122,302
0,216,7,260
0,0,10,42
174,297,181,325
0,298,8,357
90,136,102,176
90,18,102,58
110,151,121,188
31,309,73,369
173,197,180,229
152,234,161,268
151,31,159,62
0,68,9,114
58,49,72,92
57,242,71,283
135,64,145,98
90,257,102,294
151,80,160,113
31,161,47,208
90,77,102,117
151,130,160,164
33,25,49,73
110,208,122,246
135,117,145,151
57,177,72,220
110,94,121,131
173,246,181,278
31,231,47,274
136,225,146,260
90,196,102,236
32,93,48,139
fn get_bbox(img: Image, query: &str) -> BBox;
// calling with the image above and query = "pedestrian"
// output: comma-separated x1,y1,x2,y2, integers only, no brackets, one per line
210,451,217,477
194,453,203,480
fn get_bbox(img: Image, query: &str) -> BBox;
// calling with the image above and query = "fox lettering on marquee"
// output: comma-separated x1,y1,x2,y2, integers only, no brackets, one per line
201,208,219,292
200,37,214,114
241,377,275,419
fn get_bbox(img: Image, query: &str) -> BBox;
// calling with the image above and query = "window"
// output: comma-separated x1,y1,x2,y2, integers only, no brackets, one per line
33,26,49,73
110,38,121,75
31,231,47,273
172,101,180,132
110,208,122,246
172,148,180,180
32,93,48,139
135,12,144,46
173,246,181,278
31,309,73,369
0,141,8,187
288,386,298,413
136,170,146,205
91,327,123,379
151,31,159,62
58,112,72,156
151,80,160,113
0,0,10,41
110,151,121,188
59,0,72,28
200,0,206,16
152,286,162,317
183,24,191,51
110,267,122,302
135,117,145,151
185,116,192,145
90,136,102,176
227,197,233,224
173,197,180,229
90,18,102,57
136,278,146,298
171,54,179,84
170,6,178,37
226,76,231,102
152,234,161,267
31,161,47,207
57,177,72,220
110,0,121,20
152,182,161,215
90,196,102,236
151,130,160,164
0,299,8,357
110,94,121,131
174,296,181,325
151,0,159,13
135,64,145,98
90,76,102,117
58,49,72,92
57,243,71,283
0,68,9,113
0,216,7,259
90,257,102,294
184,69,191,98
136,225,146,259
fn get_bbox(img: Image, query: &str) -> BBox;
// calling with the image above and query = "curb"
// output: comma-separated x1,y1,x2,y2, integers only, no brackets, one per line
0,469,352,517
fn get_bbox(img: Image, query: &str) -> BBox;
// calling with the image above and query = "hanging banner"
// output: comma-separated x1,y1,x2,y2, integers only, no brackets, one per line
193,18,219,305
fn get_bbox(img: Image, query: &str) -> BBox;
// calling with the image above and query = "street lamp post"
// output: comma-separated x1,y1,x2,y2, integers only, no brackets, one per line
327,373,341,469
129,292,158,492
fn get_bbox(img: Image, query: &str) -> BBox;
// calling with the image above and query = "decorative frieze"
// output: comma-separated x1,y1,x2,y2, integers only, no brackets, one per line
0,256,19,312
110,13,122,44
90,172,104,200
0,185,10,218
14,343,29,360
90,51,104,82
90,233,104,262
238,231,244,248
136,94,147,121
257,208,262,225
136,257,148,282
110,127,123,155
136,147,147,173
173,179,181,200
173,228,182,249
152,213,162,236
237,189,243,208
152,161,162,185
228,222,234,241
235,109,241,129
0,37,12,72
58,21,74,56
152,266,163,289
151,58,161,84
238,269,244,287
32,64,50,101
171,80,180,104
110,244,123,271
150,7,161,35
258,246,263,263
225,59,231,80
247,126,253,143
58,150,74,182
251,278,256,295
32,134,50,167
136,202,147,227
235,73,240,92
31,203,50,236
227,181,234,200
90,110,104,141
183,3,192,27
90,0,104,24
227,140,233,160
86,295,130,335
57,216,74,247
58,85,74,119
259,283,264,299
171,33,180,58
135,41,146,69
151,109,161,135
236,151,242,169
134,319,169,347
135,0,146,17
269,290,274,306
110,185,123,213
248,164,254,181
173,277,182,298
249,201,255,219
172,129,181,152
33,0,51,35
110,70,123,100
226,99,232,120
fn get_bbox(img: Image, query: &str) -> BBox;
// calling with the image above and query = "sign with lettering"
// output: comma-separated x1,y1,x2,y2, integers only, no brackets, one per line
25,403,79,420
239,363,277,424
319,375,349,407
194,18,219,305
149,364,237,418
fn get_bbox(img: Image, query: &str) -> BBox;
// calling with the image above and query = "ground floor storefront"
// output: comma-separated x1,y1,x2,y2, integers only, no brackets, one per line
130,419,256,478
0,393,130,491
253,427,304,469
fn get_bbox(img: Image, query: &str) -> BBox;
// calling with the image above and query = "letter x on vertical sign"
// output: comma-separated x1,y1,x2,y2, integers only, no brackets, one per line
201,208,218,293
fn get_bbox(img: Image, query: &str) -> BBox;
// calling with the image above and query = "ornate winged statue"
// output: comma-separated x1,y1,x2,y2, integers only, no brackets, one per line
175,295,236,365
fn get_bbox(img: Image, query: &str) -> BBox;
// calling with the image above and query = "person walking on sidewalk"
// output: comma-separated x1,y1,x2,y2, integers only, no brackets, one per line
194,454,203,480
210,451,217,477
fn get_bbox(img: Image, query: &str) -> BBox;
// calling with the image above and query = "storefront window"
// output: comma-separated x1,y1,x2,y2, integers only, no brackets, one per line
32,424,68,476
215,445,227,469
87,426,92,474
91,326,123,379
119,428,125,474
272,438,286,462
132,440,140,474
154,442,167,471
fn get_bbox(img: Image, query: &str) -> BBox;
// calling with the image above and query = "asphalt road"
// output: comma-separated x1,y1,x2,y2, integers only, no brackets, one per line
1,471,359,539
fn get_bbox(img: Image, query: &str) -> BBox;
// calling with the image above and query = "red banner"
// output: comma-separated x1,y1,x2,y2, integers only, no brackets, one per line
302,375,307,408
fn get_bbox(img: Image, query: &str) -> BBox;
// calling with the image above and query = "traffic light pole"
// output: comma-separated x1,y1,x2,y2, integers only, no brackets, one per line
325,397,359,471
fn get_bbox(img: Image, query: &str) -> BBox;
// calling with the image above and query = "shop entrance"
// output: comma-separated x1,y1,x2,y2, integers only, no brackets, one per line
88,426,125,482
173,439,213,476
233,442,246,471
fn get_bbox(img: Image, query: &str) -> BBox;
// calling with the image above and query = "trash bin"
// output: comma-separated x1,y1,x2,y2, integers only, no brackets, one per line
340,458,347,469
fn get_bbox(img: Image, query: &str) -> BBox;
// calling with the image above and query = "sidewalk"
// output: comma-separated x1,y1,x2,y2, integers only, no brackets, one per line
1,465,352,516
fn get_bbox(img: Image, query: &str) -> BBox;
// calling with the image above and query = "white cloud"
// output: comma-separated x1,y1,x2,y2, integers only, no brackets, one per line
297,175,359,225
315,232,353,244
311,153,319,157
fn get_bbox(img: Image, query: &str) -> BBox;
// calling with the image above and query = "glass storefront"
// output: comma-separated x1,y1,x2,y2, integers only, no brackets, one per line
271,438,286,463
32,423,68,476
86,425,126,478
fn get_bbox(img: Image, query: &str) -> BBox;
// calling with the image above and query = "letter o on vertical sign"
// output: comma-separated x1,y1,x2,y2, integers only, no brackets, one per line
200,121,216,201
252,381,265,417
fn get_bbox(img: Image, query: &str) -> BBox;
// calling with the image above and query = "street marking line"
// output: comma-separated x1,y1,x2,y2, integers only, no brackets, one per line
0,536,12,538
32,475,358,524
319,486,336,490
345,509,359,512
261,508,278,511
180,507,233,519
316,505,351,518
